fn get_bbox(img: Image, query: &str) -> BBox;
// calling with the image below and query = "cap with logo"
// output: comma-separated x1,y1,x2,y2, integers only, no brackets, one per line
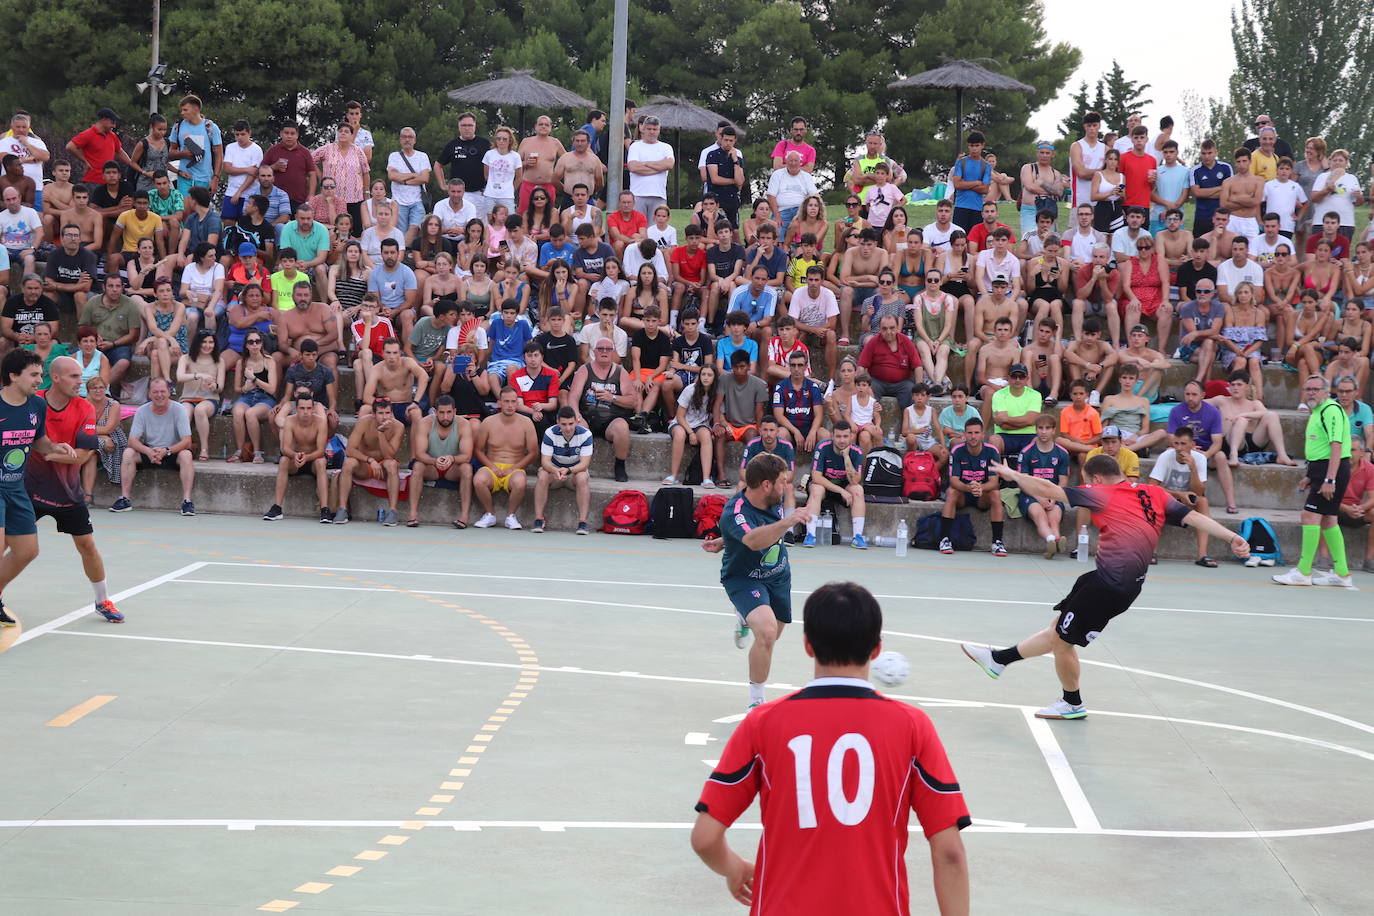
992,273,1009,285
1100,425,1123,440
1009,363,1029,377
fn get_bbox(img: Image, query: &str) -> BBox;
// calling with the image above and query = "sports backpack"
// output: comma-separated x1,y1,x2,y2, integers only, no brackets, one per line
1238,516,1282,564
902,450,941,500
694,494,727,538
862,447,905,499
324,433,348,470
912,512,975,550
649,487,697,539
602,489,650,535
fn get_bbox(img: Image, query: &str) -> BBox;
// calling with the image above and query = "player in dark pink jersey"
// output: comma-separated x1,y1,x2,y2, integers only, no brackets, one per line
961,454,1247,719
692,582,970,915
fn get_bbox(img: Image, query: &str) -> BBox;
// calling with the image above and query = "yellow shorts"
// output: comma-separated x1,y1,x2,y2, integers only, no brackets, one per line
490,462,515,493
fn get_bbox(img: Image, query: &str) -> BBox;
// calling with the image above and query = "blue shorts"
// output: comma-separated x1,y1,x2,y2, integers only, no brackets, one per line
108,344,133,366
235,389,277,409
487,358,523,383
395,200,427,231
1018,493,1066,519
723,573,792,624
0,486,38,536
220,197,245,220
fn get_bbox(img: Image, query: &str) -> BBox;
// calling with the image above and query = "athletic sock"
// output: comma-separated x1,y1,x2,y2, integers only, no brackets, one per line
748,681,765,705
805,517,818,536
1297,524,1321,575
991,520,1004,541
852,517,865,536
614,458,627,476
990,645,1022,666
1063,689,1083,706
91,580,109,603
1322,526,1350,577
939,515,953,539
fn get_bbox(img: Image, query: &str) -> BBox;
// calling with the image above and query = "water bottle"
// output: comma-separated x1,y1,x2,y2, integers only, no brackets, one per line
872,536,896,548
1076,525,1090,563
820,511,833,546
895,519,909,557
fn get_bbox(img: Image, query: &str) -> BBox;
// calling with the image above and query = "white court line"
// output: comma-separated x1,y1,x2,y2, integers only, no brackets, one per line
196,561,1374,624
1022,709,1102,831
14,561,207,646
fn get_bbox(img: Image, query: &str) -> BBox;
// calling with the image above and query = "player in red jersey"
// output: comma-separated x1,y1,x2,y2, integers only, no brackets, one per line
692,582,970,915
962,454,1245,718
25,356,122,622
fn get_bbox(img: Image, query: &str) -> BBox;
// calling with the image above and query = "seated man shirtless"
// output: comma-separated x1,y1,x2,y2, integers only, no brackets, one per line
1063,317,1118,403
1116,323,1172,403
408,394,474,528
473,387,540,529
965,275,1019,388
1208,371,1297,467
332,396,405,526
974,316,1020,421
264,389,330,523
277,281,344,409
361,337,429,427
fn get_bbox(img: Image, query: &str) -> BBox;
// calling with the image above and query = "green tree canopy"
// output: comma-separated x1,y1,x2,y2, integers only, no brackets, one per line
1057,61,1153,140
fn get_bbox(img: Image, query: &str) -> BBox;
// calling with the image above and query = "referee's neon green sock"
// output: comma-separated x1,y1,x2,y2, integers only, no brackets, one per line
1322,526,1350,577
1297,525,1321,575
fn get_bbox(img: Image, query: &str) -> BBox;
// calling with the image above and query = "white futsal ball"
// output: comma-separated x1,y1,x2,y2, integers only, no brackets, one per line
870,651,910,688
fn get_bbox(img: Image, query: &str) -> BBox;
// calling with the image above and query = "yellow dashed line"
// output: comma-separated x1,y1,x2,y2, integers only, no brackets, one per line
415,807,444,816
458,755,480,764
326,866,361,877
399,821,427,831
257,901,298,912
449,768,471,776
430,794,455,803
294,882,332,894
440,781,464,790
355,850,387,861
378,835,409,846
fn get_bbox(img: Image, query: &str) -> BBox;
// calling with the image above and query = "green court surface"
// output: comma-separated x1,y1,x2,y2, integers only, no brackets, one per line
2,514,1372,914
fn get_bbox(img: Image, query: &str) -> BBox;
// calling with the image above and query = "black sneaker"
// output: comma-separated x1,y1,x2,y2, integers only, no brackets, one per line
263,504,284,521
531,518,546,533
109,496,132,513
576,521,590,535
181,499,196,517
783,530,795,545
320,507,332,524
0,600,15,628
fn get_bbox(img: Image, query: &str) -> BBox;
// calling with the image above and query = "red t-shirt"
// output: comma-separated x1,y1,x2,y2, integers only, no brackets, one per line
263,142,317,203
1305,233,1351,260
27,394,96,508
607,209,647,241
966,221,1014,252
768,336,810,368
858,332,921,383
70,127,123,183
696,680,969,916
351,316,397,358
508,364,559,409
1342,459,1374,507
670,244,708,284
1075,263,1121,303
1066,480,1189,589
1119,151,1157,209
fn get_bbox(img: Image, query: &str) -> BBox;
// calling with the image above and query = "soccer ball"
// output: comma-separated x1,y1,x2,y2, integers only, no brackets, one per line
870,651,910,688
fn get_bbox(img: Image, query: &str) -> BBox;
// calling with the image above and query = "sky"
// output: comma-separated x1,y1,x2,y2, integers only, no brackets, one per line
1029,0,1237,149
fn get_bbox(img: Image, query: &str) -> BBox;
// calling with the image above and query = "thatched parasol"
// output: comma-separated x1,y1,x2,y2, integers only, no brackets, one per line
447,69,596,136
888,60,1034,164
637,96,745,207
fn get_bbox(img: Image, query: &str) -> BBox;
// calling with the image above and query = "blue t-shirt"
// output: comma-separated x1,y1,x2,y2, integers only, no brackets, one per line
772,376,825,433
1348,401,1373,443
743,245,787,280
1150,163,1191,221
0,392,47,487
368,263,418,310
952,155,992,210
1019,442,1070,481
949,443,1001,485
728,286,778,325
716,335,759,366
1190,161,1233,222
741,436,796,472
812,439,863,483
1167,401,1224,450
183,208,223,250
539,241,577,268
170,117,224,185
489,316,533,363
718,490,789,584
279,220,331,262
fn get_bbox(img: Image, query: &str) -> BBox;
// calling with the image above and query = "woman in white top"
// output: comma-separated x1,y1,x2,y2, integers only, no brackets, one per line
482,127,522,213
1310,148,1365,235
358,179,393,231
664,363,721,487
178,242,224,338
823,357,858,423
1090,148,1126,236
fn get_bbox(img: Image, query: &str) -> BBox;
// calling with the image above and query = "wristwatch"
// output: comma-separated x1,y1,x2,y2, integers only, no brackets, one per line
1324,478,1336,484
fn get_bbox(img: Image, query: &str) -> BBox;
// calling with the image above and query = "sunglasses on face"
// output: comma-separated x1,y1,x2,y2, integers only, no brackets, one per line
846,202,860,207
247,339,263,345
926,277,940,283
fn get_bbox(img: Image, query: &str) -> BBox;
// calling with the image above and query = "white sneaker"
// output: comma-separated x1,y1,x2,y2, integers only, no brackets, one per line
734,621,752,649
1035,699,1087,720
960,643,1005,679
1271,567,1312,586
504,514,522,530
473,513,497,528
1312,570,1358,589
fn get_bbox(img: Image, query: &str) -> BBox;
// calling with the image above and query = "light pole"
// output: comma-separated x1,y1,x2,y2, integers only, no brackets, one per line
149,0,160,114
607,0,628,202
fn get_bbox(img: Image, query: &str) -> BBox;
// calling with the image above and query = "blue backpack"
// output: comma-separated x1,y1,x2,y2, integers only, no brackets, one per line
1238,516,1282,564
324,433,348,470
912,512,976,551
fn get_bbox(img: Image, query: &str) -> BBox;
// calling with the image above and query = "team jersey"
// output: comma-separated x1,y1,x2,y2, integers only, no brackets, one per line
773,376,825,433
508,365,560,409
948,442,1000,486
696,677,970,916
1066,481,1190,589
351,317,397,359
767,336,809,369
1018,442,1069,481
812,439,863,483
0,391,46,488
718,491,788,584
26,393,95,507
741,436,795,472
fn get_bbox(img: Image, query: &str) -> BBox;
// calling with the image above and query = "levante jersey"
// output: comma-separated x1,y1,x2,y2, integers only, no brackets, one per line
1066,480,1190,588
696,679,970,915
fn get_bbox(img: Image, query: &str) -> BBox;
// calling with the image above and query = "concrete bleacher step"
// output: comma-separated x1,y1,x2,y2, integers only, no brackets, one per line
92,463,1366,563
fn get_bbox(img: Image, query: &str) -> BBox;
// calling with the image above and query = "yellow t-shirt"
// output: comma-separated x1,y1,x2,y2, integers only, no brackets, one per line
115,210,163,251
1250,149,1279,182
788,255,822,287
1087,444,1139,479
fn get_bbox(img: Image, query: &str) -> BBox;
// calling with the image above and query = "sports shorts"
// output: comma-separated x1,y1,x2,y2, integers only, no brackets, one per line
1053,568,1140,647
722,572,792,624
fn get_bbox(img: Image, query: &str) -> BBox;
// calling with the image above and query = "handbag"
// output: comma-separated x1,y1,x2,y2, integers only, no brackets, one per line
399,149,432,211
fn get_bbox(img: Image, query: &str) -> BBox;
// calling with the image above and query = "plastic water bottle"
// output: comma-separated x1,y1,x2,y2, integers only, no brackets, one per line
820,511,833,546
895,520,909,557
872,536,897,548
1076,525,1090,563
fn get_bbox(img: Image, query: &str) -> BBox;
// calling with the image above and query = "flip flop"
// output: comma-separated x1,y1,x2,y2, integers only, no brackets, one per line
406,519,420,528
1194,556,1218,568
451,520,467,529
1226,506,1238,515
197,452,209,462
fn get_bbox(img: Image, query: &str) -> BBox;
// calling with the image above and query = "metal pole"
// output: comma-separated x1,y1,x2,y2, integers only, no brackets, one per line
607,0,629,203
953,88,962,168
149,0,161,114
673,128,681,208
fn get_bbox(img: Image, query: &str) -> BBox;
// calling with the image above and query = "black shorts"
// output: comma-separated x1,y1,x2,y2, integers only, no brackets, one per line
139,453,181,470
586,413,628,439
1304,457,1351,516
999,432,1034,463
956,488,998,510
1053,569,1140,646
33,501,94,537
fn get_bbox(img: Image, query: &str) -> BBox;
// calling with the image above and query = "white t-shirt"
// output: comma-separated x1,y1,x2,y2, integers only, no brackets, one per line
0,132,48,187
976,249,1018,283
1262,178,1308,232
183,261,225,298
1249,234,1293,265
589,277,629,305
0,206,42,250
1217,258,1264,295
1149,447,1207,491
622,246,668,281
387,149,432,205
646,224,678,249
1110,228,1148,259
628,140,674,199
676,383,713,429
923,221,955,250
790,287,839,327
766,167,818,210
482,149,522,198
433,197,477,237
444,324,488,350
354,127,374,151
1071,138,1106,206
360,226,406,264
577,322,629,357
223,140,264,197
1069,227,1103,263
1310,171,1361,228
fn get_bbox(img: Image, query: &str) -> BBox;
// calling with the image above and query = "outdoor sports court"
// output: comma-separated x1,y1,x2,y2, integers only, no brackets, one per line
2,514,1371,914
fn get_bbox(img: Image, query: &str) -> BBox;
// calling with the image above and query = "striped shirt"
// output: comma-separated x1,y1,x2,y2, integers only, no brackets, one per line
541,424,593,469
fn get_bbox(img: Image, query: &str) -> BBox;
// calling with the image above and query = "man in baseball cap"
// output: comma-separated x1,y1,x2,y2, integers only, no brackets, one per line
65,108,133,187
989,361,1043,469
1086,424,1140,480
